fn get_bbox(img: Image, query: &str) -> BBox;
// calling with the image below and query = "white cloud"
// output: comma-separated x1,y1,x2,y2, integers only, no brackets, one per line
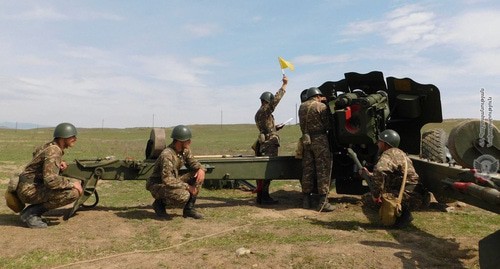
295,54,352,65
444,10,500,50
2,1,499,127
4,7,67,20
385,11,438,44
190,56,225,67
2,5,123,22
342,20,381,35
134,55,206,87
183,23,221,38
342,3,443,52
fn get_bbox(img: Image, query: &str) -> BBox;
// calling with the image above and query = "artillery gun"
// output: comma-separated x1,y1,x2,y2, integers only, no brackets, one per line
62,70,499,216
61,71,499,266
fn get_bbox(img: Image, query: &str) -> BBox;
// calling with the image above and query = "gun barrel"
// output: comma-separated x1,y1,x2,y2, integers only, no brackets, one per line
346,148,363,171
461,183,500,206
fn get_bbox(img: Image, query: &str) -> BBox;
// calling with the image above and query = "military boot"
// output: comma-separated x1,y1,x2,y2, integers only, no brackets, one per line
257,191,279,205
302,193,311,209
183,195,203,219
20,204,48,228
394,208,413,229
256,180,278,205
152,199,170,219
317,195,335,212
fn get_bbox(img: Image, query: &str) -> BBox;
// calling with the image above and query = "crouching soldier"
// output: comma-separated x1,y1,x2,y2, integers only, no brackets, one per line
16,123,83,228
146,125,206,219
360,129,428,228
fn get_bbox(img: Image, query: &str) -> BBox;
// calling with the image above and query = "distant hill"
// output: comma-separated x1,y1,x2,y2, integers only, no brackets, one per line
0,122,49,130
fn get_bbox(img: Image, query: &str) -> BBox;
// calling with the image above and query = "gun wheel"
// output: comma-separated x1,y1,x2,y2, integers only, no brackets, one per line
145,128,166,159
421,128,447,163
448,120,500,169
420,128,455,203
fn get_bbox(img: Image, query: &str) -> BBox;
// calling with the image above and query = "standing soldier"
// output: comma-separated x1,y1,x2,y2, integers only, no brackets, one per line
298,87,334,212
253,75,288,205
360,129,426,228
146,125,206,219
16,122,83,228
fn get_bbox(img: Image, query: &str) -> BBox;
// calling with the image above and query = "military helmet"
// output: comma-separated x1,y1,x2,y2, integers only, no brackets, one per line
171,125,192,141
300,89,308,103
378,129,400,148
53,122,77,138
306,87,323,99
260,91,274,103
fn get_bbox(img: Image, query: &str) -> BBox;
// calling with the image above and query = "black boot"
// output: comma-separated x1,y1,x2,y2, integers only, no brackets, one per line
317,195,335,212
152,199,170,219
183,195,203,219
257,180,278,205
256,191,279,205
394,208,413,229
302,193,311,209
20,204,48,228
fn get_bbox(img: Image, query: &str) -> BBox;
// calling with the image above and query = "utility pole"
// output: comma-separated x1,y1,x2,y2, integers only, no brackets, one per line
295,103,298,124
220,109,223,129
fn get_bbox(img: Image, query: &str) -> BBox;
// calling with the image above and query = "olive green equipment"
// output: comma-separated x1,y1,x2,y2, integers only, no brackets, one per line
259,91,274,103
171,125,192,141
5,177,25,213
61,71,499,217
379,157,408,226
305,87,322,99
378,129,400,148
53,122,78,138
59,71,498,265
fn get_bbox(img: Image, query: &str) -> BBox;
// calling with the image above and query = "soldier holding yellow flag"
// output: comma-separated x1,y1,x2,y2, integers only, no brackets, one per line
252,57,293,205
253,75,288,204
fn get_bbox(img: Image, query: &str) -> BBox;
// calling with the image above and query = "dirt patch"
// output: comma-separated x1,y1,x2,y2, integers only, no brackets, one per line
0,190,492,269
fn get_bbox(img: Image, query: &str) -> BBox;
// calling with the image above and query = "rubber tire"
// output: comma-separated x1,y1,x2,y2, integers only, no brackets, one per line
421,128,447,163
421,128,455,203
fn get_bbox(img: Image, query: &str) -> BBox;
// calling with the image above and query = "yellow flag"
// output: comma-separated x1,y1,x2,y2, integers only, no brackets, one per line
278,57,294,71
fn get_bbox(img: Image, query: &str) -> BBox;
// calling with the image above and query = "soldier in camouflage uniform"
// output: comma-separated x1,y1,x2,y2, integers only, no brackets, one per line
16,123,83,228
298,87,334,212
253,75,288,205
360,129,426,228
146,125,206,219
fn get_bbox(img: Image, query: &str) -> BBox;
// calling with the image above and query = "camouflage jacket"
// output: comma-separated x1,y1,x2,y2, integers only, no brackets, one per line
298,99,331,135
370,147,420,198
255,86,286,138
147,143,204,190
18,141,75,190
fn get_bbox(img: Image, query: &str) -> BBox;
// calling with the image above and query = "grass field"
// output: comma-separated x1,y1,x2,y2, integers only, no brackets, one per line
0,120,499,268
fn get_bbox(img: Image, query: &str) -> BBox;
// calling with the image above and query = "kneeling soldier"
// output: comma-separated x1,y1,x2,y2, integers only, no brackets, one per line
16,123,83,228
146,125,206,219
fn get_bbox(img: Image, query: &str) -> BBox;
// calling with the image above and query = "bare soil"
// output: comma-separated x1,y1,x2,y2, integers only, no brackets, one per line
0,185,489,269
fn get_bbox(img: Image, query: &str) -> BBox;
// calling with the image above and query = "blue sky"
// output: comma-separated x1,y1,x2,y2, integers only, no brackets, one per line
1,0,499,128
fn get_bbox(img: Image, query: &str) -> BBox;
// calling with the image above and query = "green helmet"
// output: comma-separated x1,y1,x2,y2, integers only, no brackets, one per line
306,87,322,99
378,129,400,148
260,91,274,103
171,125,192,141
300,89,308,103
53,122,77,138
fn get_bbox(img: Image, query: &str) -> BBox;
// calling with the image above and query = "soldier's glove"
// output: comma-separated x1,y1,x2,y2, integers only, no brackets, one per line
187,177,197,186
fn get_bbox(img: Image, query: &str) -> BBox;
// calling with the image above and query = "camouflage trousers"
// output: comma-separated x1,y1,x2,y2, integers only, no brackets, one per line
361,191,426,211
147,172,201,207
259,136,279,157
16,182,79,210
301,135,332,195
